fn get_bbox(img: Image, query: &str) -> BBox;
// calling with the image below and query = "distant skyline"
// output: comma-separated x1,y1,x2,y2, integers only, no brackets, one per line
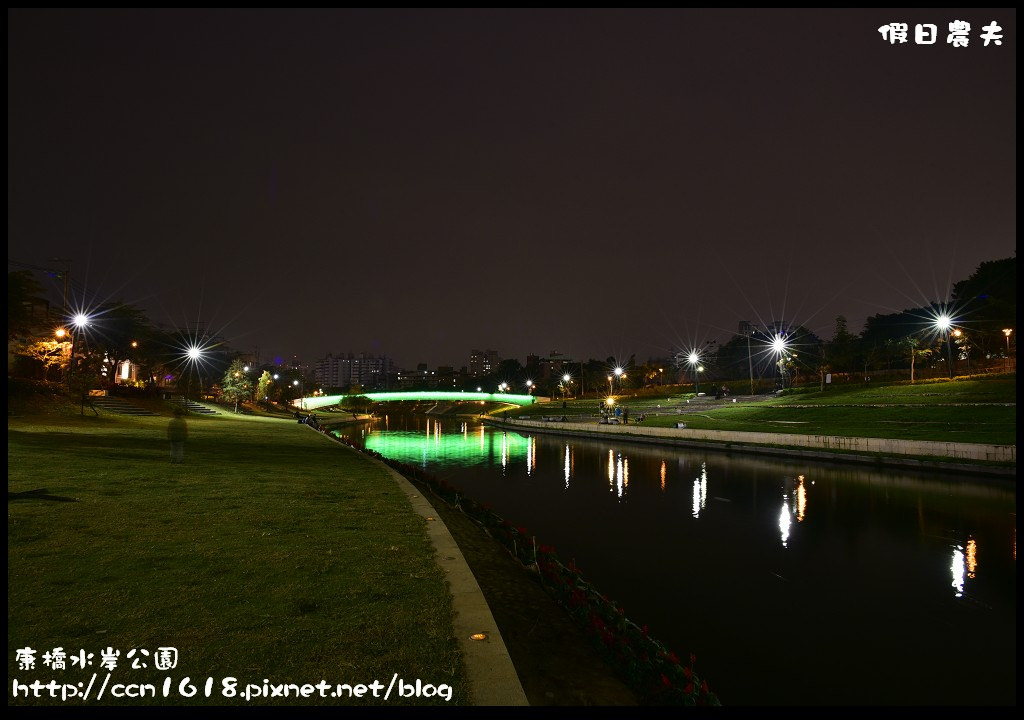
9,9,1016,369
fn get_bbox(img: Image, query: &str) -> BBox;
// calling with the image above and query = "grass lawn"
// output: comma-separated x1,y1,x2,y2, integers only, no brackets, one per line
639,403,1016,444
512,377,1016,446
8,408,468,706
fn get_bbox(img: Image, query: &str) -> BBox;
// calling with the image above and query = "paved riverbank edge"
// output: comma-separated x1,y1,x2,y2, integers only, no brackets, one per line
317,429,529,706
484,419,1016,478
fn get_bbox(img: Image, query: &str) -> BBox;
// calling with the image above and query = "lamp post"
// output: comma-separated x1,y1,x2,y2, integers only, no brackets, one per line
770,334,789,390
184,345,204,411
745,327,755,395
686,351,702,395
607,374,613,396
562,373,572,399
54,327,71,383
952,329,972,378
67,313,90,387
293,379,305,411
934,315,954,379
613,366,623,394
525,379,533,395
1003,329,1013,370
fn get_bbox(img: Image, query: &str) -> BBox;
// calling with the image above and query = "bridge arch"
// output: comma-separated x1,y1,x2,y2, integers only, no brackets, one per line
293,390,537,411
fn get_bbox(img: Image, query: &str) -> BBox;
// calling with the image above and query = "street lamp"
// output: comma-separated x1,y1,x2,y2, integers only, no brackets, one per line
607,374,614,396
562,373,572,399
743,326,755,395
293,379,305,411
952,329,971,378
1004,329,1013,370
686,351,702,395
66,313,91,387
934,315,954,379
769,334,789,389
525,379,533,394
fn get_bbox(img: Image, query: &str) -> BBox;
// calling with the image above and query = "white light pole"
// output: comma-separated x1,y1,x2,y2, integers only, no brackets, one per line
745,327,755,395
935,315,954,379
686,351,702,395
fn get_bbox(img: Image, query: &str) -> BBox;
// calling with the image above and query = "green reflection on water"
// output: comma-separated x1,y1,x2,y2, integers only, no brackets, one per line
362,423,529,468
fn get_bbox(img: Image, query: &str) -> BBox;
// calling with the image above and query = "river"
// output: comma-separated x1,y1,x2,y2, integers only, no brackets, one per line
333,413,1016,706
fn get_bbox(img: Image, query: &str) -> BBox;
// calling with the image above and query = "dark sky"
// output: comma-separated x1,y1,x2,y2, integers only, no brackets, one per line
8,9,1016,369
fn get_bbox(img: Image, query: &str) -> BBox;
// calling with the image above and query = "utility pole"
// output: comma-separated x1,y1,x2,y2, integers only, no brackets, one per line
50,257,71,315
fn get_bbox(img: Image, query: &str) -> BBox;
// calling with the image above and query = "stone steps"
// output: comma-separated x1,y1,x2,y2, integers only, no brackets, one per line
171,397,220,415
90,396,158,416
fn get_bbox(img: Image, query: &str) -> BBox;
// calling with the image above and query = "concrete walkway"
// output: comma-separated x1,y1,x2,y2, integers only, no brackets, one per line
486,418,1015,476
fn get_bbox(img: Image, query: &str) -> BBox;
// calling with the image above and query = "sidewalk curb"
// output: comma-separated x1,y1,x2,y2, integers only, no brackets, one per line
322,432,529,706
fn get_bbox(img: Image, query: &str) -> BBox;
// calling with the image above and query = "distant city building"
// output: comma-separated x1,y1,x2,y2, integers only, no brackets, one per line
527,351,573,381
315,352,394,390
469,349,500,376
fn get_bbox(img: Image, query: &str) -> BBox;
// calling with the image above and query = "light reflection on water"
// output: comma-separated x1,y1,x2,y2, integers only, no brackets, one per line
336,415,1016,705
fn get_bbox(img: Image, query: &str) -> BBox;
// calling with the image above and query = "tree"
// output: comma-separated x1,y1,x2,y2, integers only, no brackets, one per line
256,371,274,409
12,339,70,382
8,270,48,341
221,359,254,413
826,316,860,374
902,338,934,384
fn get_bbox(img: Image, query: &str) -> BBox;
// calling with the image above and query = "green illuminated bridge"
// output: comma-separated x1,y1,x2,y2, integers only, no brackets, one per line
293,391,538,411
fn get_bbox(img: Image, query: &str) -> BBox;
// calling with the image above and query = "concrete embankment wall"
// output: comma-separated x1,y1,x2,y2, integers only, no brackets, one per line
485,419,1015,466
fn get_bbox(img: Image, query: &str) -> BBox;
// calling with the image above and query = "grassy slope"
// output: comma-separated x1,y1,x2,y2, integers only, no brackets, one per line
505,377,1017,446
8,408,468,706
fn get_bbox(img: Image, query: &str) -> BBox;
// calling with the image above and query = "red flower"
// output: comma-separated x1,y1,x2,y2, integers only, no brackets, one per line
517,526,528,536
684,682,694,695
667,651,679,665
683,666,692,679
660,674,672,689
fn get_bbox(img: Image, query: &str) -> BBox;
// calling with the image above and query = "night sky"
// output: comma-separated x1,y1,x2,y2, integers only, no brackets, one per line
8,9,1016,370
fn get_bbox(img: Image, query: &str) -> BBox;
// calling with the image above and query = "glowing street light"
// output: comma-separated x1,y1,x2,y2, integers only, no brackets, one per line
934,315,955,379
65,312,92,388
952,329,971,378
685,351,703,395
525,379,534,394
607,374,614,396
768,333,790,389
1004,329,1013,370
293,378,306,411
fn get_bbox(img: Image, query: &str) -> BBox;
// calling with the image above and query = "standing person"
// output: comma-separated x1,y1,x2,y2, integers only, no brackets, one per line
623,407,629,424
168,408,188,464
